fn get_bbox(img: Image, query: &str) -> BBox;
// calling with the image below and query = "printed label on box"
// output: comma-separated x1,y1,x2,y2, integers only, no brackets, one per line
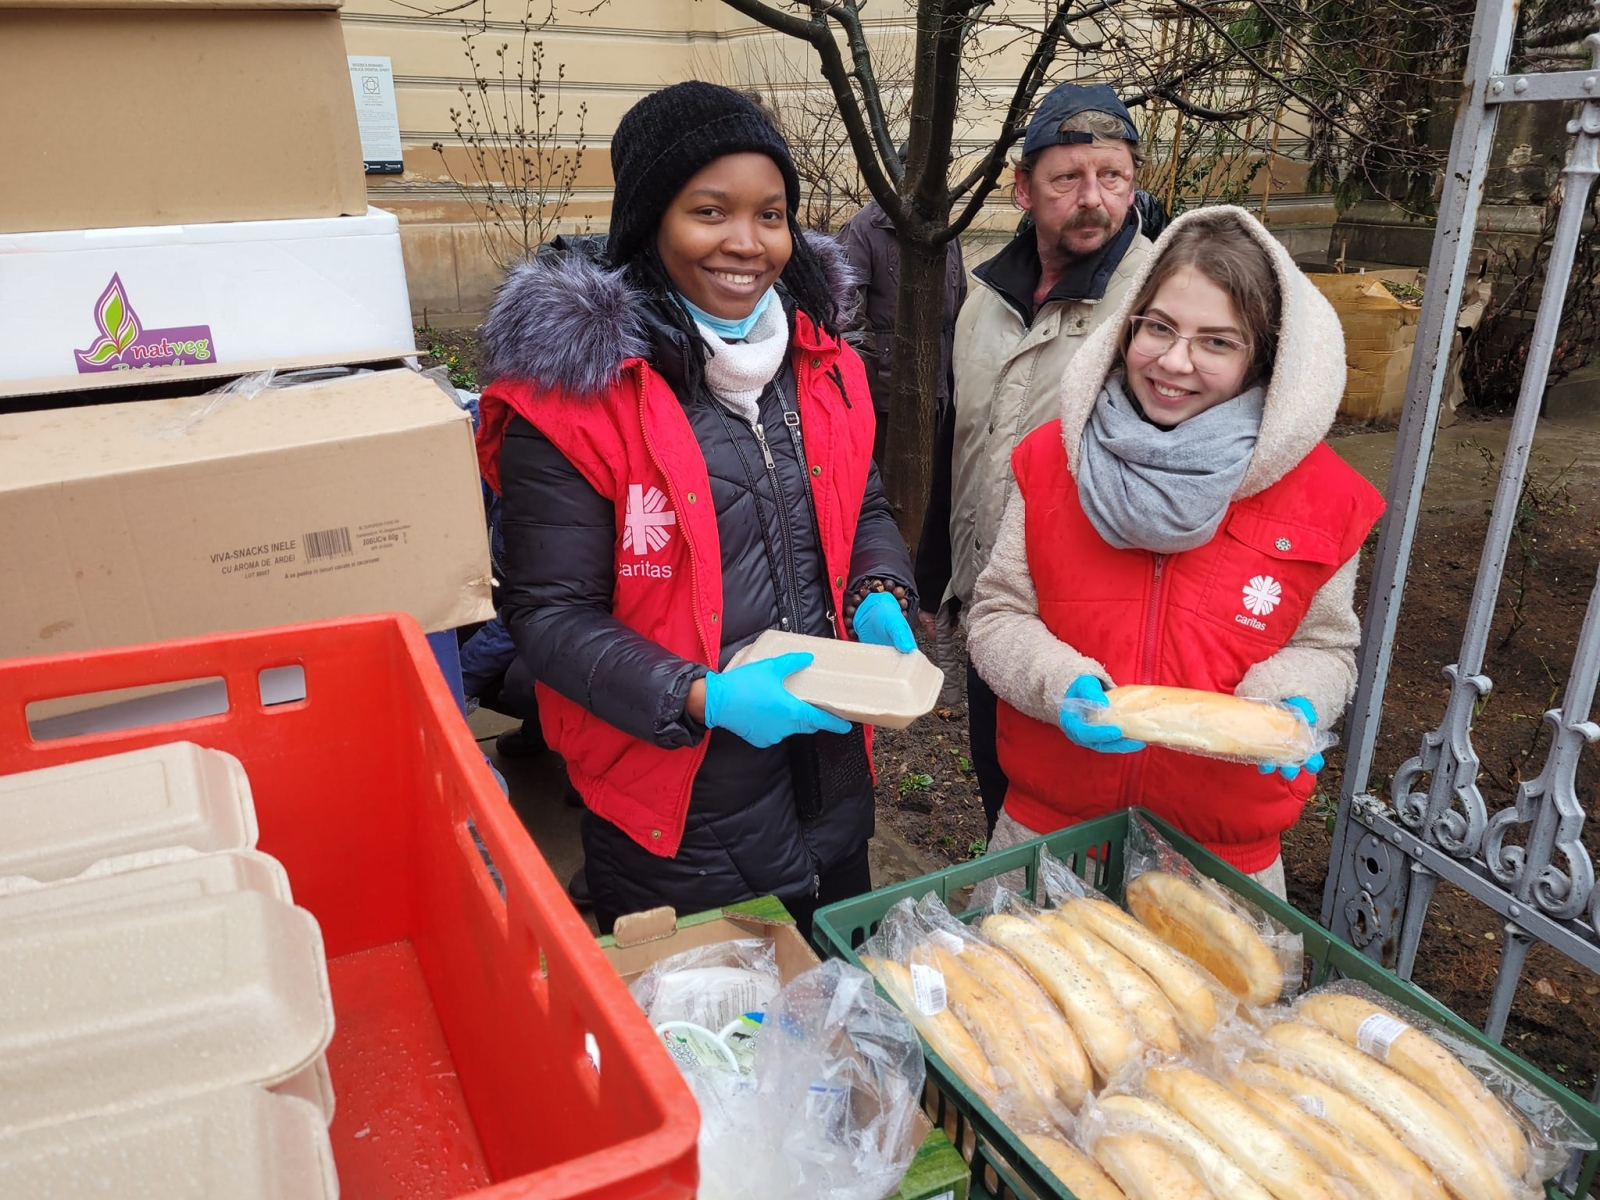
209,521,414,583
74,275,216,374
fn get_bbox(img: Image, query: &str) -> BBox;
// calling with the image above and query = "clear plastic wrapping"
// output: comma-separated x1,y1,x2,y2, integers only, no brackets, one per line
1122,814,1302,1006
751,959,924,1200
1059,684,1335,766
627,937,779,1031
1292,981,1593,1187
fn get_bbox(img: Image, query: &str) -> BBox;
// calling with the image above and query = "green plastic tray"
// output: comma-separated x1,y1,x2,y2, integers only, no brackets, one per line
812,808,1600,1200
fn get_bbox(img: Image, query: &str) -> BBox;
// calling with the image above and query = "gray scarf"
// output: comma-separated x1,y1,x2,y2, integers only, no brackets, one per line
1077,374,1265,553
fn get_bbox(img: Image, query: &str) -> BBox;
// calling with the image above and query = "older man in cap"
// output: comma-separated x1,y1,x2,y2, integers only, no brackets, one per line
916,82,1154,837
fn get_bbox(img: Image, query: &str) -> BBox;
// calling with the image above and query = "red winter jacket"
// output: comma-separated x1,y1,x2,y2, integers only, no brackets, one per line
995,423,1384,871
476,309,878,858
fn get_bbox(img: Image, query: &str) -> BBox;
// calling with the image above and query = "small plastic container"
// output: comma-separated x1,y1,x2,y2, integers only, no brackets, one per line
0,741,255,885
0,1085,337,1200
0,888,334,1136
727,630,943,729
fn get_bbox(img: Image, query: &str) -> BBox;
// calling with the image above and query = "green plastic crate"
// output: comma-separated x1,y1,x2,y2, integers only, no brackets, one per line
812,808,1600,1200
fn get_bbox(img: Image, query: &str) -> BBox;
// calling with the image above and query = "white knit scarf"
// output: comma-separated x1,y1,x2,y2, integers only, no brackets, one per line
692,292,789,425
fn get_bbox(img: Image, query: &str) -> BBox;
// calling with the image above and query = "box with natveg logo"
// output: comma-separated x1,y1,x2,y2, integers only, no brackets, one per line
0,369,493,660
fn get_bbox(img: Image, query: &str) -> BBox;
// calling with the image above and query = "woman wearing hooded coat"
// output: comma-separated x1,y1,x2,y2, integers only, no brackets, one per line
474,83,918,934
968,207,1385,894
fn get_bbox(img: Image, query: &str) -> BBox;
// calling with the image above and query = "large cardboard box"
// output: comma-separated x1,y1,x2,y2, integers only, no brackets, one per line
0,208,414,388
0,0,367,234
0,368,494,661
600,897,969,1200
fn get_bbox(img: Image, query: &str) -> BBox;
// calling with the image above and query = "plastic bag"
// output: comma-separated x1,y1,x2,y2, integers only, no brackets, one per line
628,937,779,1031
1122,813,1302,1006
751,959,924,1200
162,364,378,435
1292,980,1593,1187
1059,684,1335,767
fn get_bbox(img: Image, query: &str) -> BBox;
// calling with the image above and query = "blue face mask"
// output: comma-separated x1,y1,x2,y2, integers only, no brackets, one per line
676,286,777,341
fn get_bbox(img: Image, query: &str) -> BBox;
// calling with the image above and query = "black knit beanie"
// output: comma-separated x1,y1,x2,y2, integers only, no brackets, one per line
606,82,802,268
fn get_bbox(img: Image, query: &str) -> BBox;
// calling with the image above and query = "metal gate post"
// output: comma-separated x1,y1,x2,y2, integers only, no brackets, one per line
1322,0,1519,951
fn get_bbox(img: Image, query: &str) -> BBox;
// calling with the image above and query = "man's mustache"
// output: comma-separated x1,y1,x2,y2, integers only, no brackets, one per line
1065,209,1113,232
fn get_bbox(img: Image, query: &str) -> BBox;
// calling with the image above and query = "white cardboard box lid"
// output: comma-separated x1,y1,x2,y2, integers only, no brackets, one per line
0,889,334,1136
0,1085,338,1200
726,630,942,730
0,742,256,885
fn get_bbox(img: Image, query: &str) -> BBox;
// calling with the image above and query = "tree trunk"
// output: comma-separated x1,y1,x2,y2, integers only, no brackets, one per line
881,230,947,548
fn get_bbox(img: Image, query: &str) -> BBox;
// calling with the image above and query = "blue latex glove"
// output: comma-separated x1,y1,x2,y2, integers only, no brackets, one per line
853,590,917,653
704,652,852,748
1058,675,1146,754
1257,696,1323,779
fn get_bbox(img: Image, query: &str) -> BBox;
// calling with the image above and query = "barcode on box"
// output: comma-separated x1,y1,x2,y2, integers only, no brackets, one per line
303,527,353,562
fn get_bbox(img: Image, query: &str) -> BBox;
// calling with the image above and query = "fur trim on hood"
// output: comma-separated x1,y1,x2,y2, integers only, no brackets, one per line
1056,204,1346,498
478,229,860,396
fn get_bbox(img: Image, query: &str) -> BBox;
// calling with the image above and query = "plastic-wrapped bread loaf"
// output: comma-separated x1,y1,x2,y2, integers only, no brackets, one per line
1091,1130,1215,1200
1124,871,1283,1006
1264,1021,1516,1200
927,946,1055,1120
959,939,1093,1109
1055,897,1222,1038
983,914,1144,1080
860,956,998,1098
1297,992,1530,1179
1143,1065,1342,1200
1020,1133,1127,1200
1092,685,1319,763
1097,1094,1274,1200
1039,913,1181,1055
1231,1073,1415,1200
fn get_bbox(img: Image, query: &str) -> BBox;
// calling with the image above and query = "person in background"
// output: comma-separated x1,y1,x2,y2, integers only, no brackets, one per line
837,162,968,704
474,83,918,936
916,82,1155,839
967,207,1384,898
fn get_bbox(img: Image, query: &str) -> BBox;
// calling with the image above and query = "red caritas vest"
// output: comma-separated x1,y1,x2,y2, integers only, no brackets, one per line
997,420,1384,872
476,312,877,858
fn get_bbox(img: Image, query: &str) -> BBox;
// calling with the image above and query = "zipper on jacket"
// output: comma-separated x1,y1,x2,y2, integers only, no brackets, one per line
752,420,807,633
638,376,713,666
1124,553,1168,806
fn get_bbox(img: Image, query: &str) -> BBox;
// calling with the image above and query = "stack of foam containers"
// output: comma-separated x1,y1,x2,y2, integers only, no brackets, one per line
0,742,338,1198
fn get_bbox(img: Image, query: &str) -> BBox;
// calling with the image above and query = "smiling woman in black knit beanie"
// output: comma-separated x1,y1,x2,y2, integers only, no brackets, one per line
475,81,918,936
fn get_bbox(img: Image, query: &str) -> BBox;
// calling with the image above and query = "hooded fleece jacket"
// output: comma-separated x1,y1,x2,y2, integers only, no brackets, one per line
968,205,1385,871
475,233,914,922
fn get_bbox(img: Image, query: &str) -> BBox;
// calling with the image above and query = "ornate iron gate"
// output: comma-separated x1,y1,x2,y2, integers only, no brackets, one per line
1322,0,1600,1181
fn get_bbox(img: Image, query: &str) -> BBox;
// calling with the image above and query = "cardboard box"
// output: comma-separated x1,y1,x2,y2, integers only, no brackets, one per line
600,897,969,1200
0,368,494,660
0,0,367,234
0,209,414,389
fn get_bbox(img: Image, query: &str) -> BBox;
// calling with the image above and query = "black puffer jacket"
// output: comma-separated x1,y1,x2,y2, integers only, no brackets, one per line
490,237,915,927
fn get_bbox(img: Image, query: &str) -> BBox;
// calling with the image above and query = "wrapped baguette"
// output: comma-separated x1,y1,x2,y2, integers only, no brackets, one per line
1056,896,1223,1038
1091,1130,1216,1200
928,945,1056,1121
1021,1132,1127,1200
1124,871,1283,1005
1039,912,1182,1055
1237,1060,1448,1200
984,913,1144,1080
1265,1021,1517,1200
860,955,998,1098
1297,992,1530,1179
1144,1065,1342,1200
1098,1093,1274,1200
1231,1074,1412,1200
1089,684,1320,763
960,939,1093,1108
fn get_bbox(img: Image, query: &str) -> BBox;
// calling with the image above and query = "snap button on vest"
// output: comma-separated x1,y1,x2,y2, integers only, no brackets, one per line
1275,537,1292,551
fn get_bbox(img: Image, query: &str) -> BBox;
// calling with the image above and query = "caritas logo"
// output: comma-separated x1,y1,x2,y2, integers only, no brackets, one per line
619,484,676,579
74,274,216,373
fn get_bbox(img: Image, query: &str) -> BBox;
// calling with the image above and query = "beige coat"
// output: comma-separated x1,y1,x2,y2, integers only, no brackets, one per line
970,205,1366,732
946,233,1153,610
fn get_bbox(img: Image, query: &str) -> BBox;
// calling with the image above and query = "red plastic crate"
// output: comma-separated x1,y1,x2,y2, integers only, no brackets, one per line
0,615,698,1200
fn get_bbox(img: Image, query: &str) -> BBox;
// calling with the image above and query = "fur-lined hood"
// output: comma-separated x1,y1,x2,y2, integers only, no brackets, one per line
478,230,860,397
1057,204,1346,498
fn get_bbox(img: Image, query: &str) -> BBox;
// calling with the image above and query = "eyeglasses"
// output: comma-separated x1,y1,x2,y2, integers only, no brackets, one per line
1127,315,1251,369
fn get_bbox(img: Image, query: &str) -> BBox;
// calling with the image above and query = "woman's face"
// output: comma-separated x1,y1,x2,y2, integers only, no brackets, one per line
656,153,792,321
1123,267,1254,426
